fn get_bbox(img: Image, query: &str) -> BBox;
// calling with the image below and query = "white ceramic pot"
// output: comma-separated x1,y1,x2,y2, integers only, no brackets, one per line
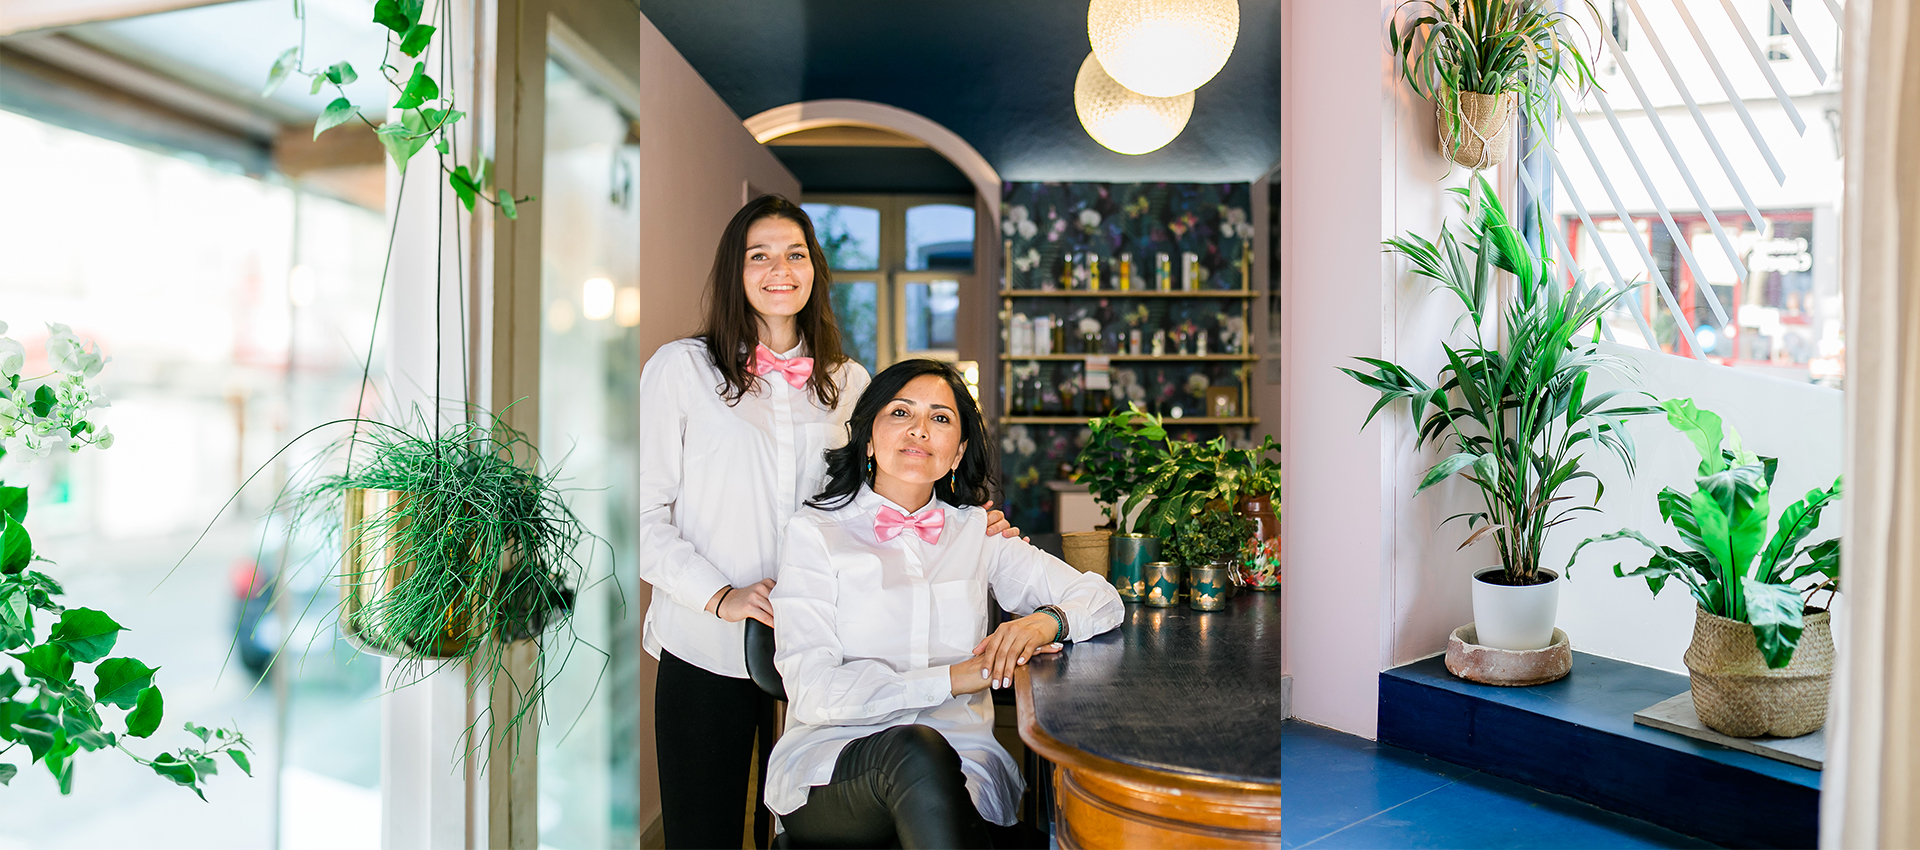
1469,566,1561,651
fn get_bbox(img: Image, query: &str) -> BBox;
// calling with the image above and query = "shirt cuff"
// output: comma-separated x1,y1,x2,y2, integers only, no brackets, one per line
903,665,954,707
678,577,733,616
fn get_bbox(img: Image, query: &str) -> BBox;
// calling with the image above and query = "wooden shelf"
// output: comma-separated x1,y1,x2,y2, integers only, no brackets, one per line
1001,354,1257,362
1000,416,1259,426
1001,289,1258,299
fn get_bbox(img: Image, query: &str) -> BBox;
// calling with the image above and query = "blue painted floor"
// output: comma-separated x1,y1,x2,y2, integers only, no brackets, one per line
1282,720,1721,849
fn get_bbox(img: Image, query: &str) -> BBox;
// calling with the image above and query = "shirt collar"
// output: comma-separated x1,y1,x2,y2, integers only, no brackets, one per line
853,483,946,518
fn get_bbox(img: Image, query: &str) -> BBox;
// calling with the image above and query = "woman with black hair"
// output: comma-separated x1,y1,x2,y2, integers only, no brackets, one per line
766,359,1124,848
638,197,1020,848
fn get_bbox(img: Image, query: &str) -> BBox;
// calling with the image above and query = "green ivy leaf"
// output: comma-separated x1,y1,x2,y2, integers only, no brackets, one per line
12,644,74,686
227,748,252,777
371,0,418,33
185,721,210,743
449,166,477,211
0,485,27,522
190,752,218,778
11,710,61,762
434,138,450,155
45,741,77,794
149,752,204,800
0,763,15,786
0,668,20,700
398,23,435,57
310,75,325,95
392,62,438,110
1,514,31,575
499,194,519,221
263,46,299,96
314,97,358,141
31,385,55,417
69,727,114,752
376,118,429,174
125,686,163,738
50,607,124,664
324,61,358,86
93,657,158,709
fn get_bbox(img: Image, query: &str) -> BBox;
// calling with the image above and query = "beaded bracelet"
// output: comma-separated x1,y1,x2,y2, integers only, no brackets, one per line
1036,605,1068,644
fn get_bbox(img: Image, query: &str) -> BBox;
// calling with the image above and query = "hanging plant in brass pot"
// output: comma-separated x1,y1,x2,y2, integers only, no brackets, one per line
284,413,594,756
1390,0,1600,169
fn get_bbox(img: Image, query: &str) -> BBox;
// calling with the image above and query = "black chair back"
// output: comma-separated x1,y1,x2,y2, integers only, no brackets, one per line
744,618,786,701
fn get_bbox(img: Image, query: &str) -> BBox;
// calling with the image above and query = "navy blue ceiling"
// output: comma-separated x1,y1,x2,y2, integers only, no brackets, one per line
770,146,975,194
638,0,1280,184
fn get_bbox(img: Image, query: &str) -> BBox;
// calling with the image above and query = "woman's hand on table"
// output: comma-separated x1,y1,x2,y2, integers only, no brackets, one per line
706,578,776,628
983,501,1027,541
960,614,1063,692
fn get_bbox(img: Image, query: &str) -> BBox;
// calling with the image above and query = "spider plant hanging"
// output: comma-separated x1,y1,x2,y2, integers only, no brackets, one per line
1390,0,1602,169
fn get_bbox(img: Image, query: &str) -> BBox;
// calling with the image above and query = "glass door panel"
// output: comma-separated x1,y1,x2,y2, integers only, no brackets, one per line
831,279,881,373
537,58,641,850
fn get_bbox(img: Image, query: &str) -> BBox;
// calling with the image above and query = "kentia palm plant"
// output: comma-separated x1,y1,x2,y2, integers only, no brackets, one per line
1342,175,1658,649
1391,0,1600,168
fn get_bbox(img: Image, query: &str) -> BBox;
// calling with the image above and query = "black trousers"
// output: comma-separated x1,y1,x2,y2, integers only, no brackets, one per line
781,724,1047,850
656,650,779,850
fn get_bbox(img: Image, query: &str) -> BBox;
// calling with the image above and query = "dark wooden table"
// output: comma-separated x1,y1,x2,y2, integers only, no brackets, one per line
1016,591,1283,848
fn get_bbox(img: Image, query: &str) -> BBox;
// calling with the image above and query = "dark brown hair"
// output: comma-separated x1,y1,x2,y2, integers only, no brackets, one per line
697,195,848,409
807,359,996,511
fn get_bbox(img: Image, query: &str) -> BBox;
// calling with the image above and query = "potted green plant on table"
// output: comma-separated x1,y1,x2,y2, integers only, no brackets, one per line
1078,405,1174,600
1391,0,1600,169
1568,400,1841,738
1162,509,1253,612
1343,176,1658,676
1,322,252,797
1221,438,1281,590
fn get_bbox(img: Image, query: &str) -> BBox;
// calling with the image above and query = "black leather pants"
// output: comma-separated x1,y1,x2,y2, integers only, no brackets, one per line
780,724,994,849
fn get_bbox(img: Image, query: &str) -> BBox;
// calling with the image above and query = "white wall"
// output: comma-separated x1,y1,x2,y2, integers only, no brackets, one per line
1551,343,1844,673
635,11,800,829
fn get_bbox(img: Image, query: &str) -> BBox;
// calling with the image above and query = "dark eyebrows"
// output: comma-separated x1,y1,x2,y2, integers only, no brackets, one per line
744,242,808,253
887,397,957,414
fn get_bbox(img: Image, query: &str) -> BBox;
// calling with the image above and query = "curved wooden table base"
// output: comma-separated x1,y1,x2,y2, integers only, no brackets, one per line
1017,671,1282,847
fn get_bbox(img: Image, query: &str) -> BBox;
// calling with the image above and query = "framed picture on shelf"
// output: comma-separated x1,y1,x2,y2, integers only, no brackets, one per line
1206,386,1240,418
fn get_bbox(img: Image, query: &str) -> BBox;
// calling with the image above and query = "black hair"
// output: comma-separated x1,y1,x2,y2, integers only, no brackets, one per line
696,194,847,409
808,359,996,511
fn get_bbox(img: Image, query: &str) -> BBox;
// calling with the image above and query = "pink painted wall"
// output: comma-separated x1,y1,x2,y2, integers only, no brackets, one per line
636,11,800,829
1279,0,1473,738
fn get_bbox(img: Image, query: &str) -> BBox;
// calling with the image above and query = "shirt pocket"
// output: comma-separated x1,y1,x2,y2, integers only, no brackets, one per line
930,579,987,653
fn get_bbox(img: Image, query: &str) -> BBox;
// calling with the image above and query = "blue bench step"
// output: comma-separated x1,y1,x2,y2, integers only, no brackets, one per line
1379,652,1820,849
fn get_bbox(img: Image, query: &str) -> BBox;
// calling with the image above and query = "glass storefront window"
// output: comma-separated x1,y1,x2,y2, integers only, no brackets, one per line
904,280,960,353
832,280,881,373
537,59,642,850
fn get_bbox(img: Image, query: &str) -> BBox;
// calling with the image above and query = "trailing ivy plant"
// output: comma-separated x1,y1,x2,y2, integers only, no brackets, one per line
1567,399,1842,668
1076,404,1280,537
0,322,251,797
266,0,533,218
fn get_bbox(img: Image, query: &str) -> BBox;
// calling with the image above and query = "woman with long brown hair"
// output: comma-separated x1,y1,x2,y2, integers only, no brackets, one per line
637,195,1018,847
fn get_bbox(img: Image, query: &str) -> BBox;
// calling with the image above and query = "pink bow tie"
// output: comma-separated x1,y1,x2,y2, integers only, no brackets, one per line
753,344,814,389
874,506,945,544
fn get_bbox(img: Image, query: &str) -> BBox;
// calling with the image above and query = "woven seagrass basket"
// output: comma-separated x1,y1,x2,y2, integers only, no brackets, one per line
1684,606,1833,738
1437,90,1517,170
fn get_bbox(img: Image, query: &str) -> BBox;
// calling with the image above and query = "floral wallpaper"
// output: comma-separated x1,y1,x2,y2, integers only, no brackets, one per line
996,182,1259,535
1000,182,1256,291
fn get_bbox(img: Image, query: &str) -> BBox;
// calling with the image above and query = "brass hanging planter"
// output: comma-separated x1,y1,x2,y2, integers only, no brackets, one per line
339,488,493,659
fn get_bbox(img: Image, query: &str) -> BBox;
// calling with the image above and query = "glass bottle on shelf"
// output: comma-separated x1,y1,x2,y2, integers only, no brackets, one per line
1088,254,1102,292
1051,316,1066,354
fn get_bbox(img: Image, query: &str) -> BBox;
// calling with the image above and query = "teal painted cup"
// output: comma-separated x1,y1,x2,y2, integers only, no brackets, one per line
1189,564,1232,611
1109,533,1158,602
1143,562,1182,607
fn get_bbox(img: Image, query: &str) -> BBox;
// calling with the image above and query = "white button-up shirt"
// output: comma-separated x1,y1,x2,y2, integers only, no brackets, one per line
765,485,1125,824
637,338,869,678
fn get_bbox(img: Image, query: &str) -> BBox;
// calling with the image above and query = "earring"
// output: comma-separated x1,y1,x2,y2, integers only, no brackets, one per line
866,457,875,480
949,470,958,491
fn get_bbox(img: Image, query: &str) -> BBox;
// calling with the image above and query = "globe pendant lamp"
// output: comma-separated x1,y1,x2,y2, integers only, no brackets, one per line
1089,0,1240,98
1074,53,1194,155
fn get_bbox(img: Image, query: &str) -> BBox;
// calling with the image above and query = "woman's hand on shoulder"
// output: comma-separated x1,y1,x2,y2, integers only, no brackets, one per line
707,578,777,628
961,614,1062,692
982,501,1026,541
